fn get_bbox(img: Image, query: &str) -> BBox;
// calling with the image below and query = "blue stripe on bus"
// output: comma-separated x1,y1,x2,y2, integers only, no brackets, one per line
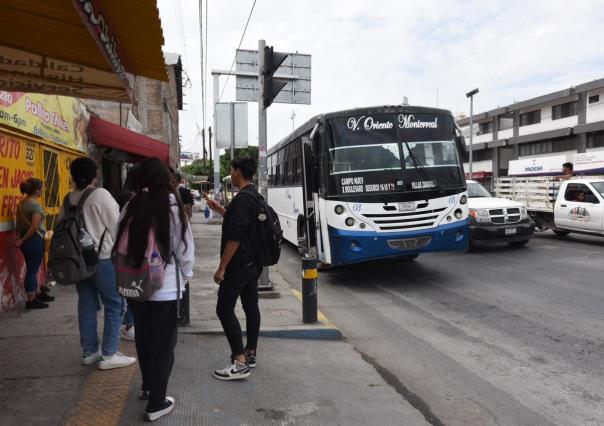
327,220,469,266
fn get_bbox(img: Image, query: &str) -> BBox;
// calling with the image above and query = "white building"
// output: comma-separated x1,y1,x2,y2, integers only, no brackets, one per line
457,78,604,186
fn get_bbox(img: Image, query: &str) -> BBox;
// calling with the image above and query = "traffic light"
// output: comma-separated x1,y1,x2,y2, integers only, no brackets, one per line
262,46,289,108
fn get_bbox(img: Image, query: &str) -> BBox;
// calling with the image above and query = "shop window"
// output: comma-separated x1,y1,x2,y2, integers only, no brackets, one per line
552,101,578,120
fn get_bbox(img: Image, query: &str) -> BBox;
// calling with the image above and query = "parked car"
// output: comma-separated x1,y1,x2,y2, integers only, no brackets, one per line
467,180,535,247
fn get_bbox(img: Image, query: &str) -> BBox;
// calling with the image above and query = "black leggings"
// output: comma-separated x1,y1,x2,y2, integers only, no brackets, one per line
216,264,262,357
127,299,178,408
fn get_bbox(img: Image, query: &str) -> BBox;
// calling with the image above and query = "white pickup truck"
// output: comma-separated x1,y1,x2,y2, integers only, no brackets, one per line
495,176,604,237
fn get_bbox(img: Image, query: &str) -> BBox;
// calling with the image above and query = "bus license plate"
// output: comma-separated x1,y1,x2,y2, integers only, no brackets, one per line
505,228,517,235
398,202,416,212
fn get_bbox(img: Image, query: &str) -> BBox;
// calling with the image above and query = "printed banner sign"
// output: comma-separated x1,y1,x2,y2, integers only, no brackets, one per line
0,91,89,152
508,155,567,176
0,132,37,229
574,151,604,173
0,44,130,102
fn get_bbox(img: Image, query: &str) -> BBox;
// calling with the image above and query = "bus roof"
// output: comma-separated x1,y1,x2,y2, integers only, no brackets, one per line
268,105,454,155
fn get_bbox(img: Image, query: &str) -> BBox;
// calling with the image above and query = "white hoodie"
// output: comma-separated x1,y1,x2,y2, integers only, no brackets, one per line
120,193,194,301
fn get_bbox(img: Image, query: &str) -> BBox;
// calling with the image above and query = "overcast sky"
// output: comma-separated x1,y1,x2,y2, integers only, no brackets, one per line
157,0,604,155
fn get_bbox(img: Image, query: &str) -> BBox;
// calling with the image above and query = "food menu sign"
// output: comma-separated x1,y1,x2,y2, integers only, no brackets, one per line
0,91,89,152
0,132,37,231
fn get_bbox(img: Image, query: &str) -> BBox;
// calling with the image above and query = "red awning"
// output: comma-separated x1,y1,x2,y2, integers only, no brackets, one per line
88,116,168,162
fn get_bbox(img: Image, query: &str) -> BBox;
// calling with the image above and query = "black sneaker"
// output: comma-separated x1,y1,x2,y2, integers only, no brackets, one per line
26,299,48,310
37,292,55,302
139,390,150,401
245,350,256,368
144,397,174,422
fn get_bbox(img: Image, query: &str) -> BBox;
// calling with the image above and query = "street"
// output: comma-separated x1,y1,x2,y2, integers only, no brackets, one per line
277,231,604,426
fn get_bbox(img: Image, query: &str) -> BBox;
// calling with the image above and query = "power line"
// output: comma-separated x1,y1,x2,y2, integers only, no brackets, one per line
218,0,257,102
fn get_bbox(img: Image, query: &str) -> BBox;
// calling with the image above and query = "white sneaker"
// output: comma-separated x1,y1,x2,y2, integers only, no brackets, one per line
121,326,135,341
212,360,250,381
98,352,137,370
82,350,102,366
144,396,175,422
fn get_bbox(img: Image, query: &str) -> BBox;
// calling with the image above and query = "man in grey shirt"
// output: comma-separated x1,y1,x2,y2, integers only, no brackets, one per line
63,157,136,370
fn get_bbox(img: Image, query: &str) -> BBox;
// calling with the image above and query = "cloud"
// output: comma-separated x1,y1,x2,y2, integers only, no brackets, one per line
158,0,604,154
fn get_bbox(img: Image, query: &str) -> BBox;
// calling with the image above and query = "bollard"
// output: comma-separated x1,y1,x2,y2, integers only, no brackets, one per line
302,257,318,323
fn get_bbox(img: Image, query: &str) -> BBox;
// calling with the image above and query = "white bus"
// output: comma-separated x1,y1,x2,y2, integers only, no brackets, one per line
267,105,469,266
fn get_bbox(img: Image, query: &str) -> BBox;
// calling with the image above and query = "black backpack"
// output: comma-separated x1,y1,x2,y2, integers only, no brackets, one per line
239,190,283,266
48,188,105,285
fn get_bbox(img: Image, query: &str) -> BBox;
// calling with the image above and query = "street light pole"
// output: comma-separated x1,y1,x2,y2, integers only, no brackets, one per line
466,88,479,178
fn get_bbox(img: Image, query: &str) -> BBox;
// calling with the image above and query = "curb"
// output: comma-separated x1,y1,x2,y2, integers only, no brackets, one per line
178,325,343,340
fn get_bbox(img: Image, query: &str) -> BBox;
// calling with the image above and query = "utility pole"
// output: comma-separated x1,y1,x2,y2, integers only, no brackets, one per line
230,102,235,161
466,88,479,177
213,74,220,194
208,126,212,166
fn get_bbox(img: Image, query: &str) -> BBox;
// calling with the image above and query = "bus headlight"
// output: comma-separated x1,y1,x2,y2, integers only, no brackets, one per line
335,205,345,215
460,195,467,205
454,208,463,219
469,208,489,223
345,217,355,226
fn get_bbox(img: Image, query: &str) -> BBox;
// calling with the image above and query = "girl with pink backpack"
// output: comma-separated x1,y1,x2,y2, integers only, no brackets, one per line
114,158,194,422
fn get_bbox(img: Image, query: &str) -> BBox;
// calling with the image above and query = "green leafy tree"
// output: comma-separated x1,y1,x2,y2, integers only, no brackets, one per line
181,159,213,177
219,146,259,178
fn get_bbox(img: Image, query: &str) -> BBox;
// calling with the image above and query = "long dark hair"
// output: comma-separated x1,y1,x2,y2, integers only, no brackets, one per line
114,158,188,267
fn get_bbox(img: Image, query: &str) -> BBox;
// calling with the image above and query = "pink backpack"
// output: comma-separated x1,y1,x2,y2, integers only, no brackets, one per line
115,222,165,301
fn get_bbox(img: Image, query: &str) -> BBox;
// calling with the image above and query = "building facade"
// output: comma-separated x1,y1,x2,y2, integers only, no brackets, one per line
457,78,604,186
83,52,183,169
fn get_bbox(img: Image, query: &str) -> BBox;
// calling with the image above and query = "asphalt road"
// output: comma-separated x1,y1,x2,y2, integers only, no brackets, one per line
276,231,604,426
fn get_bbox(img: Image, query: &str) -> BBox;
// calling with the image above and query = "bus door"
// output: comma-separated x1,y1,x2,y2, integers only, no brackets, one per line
300,136,319,257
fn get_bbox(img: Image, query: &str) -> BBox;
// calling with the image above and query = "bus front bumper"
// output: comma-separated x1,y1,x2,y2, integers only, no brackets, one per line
327,220,469,266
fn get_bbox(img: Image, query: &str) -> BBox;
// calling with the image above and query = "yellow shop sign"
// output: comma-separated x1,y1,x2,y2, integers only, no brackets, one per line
0,91,89,153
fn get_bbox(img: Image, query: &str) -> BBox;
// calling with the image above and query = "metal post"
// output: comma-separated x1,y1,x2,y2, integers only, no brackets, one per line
213,74,220,195
230,102,235,160
257,39,273,291
469,96,473,176
301,257,318,323
208,126,212,165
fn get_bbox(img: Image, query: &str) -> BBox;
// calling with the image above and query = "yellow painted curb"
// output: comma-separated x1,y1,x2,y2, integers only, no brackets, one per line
290,288,338,330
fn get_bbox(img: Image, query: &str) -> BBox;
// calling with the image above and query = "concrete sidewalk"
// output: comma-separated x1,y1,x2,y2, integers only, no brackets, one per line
183,217,341,340
0,213,428,425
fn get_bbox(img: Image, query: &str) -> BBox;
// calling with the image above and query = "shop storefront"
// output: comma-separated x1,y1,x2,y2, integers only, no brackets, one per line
88,116,169,196
0,93,88,311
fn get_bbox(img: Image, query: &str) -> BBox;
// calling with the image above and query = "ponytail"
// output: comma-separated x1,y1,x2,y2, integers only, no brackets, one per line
20,178,43,196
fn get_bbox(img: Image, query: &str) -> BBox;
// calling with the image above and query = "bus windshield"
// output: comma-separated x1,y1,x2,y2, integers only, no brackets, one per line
327,111,464,196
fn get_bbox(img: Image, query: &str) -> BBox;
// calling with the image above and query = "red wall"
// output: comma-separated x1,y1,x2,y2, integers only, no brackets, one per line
1,231,50,312
0,231,26,312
